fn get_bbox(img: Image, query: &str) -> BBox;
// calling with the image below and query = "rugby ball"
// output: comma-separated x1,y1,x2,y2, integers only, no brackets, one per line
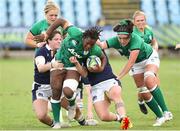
86,55,101,68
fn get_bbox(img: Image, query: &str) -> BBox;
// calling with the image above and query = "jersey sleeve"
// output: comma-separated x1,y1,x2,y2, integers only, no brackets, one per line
66,26,82,38
90,44,102,57
106,37,119,49
30,21,42,36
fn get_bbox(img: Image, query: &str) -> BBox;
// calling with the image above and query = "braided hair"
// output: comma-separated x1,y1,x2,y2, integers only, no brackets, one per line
82,26,102,40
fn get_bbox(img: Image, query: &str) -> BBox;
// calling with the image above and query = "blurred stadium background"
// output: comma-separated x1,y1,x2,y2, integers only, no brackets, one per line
0,0,180,57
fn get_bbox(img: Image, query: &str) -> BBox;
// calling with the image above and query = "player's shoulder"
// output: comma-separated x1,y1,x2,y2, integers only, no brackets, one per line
145,25,153,31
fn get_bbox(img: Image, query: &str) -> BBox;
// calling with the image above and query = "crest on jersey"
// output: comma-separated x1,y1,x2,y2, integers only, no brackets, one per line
83,51,89,55
149,35,152,40
71,39,78,46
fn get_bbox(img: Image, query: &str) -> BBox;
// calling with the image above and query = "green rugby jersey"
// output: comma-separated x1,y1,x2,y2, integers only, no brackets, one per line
55,26,102,67
133,26,154,44
107,32,153,63
30,19,65,36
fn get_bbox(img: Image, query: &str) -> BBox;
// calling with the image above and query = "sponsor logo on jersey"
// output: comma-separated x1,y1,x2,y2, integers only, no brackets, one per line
68,48,82,58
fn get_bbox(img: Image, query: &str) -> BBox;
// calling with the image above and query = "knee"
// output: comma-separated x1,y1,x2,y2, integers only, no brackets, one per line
137,87,151,101
144,71,157,88
63,87,74,99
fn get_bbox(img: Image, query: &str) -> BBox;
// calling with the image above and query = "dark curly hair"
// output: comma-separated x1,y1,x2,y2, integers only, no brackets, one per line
113,19,134,34
82,26,102,40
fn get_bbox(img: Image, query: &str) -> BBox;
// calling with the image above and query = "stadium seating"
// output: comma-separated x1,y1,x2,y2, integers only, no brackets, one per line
88,0,102,25
154,0,169,25
141,0,156,26
74,0,89,27
21,0,34,27
34,0,46,21
167,0,180,24
8,0,22,27
0,0,8,27
60,0,76,25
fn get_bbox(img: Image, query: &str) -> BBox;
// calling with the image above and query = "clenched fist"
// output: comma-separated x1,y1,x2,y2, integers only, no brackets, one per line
34,33,48,43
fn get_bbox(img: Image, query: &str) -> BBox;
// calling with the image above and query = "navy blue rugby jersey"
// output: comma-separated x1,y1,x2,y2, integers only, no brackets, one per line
83,51,117,86
34,45,53,84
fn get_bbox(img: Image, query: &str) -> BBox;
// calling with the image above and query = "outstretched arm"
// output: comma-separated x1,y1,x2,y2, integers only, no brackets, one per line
96,40,108,49
46,18,71,37
34,18,71,42
118,50,139,80
151,38,159,51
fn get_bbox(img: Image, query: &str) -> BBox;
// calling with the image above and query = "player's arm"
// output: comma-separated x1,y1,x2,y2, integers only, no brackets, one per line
96,40,108,49
25,32,37,48
69,56,88,77
151,38,159,51
118,50,139,80
35,56,64,72
25,32,46,48
34,18,72,42
97,52,107,72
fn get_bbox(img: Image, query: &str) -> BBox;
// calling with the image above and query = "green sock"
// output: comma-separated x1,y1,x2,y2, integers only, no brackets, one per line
151,87,168,112
69,98,76,106
146,97,163,118
51,102,61,123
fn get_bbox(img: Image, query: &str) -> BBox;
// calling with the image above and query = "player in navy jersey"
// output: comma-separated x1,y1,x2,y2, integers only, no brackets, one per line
70,51,132,130
32,30,63,127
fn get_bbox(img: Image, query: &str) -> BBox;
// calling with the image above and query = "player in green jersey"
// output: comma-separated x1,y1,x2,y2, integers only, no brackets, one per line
25,0,65,48
34,18,106,127
97,19,173,126
133,11,173,121
132,10,159,114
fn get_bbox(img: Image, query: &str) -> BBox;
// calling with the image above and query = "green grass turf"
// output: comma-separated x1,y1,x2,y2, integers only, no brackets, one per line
0,57,180,130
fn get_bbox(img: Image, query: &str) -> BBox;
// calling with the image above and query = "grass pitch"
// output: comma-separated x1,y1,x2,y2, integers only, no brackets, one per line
0,57,179,130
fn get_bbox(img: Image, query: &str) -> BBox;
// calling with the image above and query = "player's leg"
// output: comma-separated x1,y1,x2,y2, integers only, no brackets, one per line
32,83,53,127
107,80,132,129
85,84,94,119
145,64,173,121
137,92,148,114
133,73,165,126
76,81,84,111
33,99,53,126
50,69,66,128
145,50,173,121
61,96,96,126
62,69,80,120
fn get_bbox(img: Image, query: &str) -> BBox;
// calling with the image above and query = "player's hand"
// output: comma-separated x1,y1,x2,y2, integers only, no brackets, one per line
88,64,103,72
175,44,180,49
69,56,79,64
37,42,46,48
34,34,46,43
51,61,64,69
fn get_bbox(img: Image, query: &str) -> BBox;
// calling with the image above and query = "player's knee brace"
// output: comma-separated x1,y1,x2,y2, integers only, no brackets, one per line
137,86,149,94
144,71,156,80
63,79,79,92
